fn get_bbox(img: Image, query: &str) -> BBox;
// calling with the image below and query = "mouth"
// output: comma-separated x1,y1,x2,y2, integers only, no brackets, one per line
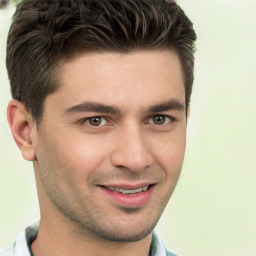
99,184,155,207
103,185,150,195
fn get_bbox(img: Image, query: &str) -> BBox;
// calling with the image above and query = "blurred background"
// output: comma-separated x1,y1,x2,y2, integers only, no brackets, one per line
0,0,255,255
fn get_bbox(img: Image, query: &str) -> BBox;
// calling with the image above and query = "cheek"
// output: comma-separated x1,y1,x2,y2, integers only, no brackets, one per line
151,129,186,175
53,133,109,178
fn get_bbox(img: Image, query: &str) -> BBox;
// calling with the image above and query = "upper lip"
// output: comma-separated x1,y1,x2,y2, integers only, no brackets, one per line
99,182,156,190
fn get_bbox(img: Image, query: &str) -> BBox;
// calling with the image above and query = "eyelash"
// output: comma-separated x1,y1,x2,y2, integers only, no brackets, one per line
148,114,176,125
78,114,176,128
78,116,108,127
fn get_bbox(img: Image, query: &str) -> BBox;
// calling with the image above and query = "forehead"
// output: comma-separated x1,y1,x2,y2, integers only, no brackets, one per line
46,50,185,113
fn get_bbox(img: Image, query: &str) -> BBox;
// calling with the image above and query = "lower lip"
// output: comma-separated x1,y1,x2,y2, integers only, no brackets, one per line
99,186,154,208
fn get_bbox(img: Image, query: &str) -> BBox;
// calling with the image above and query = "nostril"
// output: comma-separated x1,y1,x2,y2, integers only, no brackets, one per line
111,156,153,173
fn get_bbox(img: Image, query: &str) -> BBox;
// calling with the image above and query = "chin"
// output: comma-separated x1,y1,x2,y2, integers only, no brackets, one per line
80,212,160,243
94,226,154,242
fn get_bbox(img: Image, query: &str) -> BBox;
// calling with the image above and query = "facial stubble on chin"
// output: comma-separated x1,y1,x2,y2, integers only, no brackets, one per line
46,190,168,242
36,150,176,242
40,172,172,243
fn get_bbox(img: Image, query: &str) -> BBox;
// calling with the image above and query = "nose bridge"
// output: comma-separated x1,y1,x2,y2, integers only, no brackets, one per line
110,122,153,172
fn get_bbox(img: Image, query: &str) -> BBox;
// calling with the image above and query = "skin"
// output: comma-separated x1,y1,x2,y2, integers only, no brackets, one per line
7,50,187,256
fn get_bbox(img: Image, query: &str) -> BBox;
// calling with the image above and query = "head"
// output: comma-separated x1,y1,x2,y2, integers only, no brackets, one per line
6,0,196,243
7,0,196,124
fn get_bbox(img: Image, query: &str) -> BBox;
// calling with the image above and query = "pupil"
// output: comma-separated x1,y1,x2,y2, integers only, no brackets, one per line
89,117,101,126
153,115,165,125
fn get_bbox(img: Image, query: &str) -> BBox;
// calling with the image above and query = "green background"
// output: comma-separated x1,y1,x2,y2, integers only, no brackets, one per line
1,1,255,255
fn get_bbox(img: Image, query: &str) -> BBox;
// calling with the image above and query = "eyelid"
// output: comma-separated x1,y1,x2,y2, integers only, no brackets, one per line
77,114,176,128
78,116,108,126
148,114,176,125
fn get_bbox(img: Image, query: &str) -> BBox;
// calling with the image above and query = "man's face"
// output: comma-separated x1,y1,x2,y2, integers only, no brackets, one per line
32,50,187,242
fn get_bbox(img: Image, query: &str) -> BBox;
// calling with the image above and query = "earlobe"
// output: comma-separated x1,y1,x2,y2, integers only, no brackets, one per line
7,100,36,161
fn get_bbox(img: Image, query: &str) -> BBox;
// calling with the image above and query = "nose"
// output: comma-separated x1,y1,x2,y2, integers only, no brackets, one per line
110,125,153,172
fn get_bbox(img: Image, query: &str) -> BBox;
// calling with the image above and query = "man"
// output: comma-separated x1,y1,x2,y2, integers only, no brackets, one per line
1,0,196,255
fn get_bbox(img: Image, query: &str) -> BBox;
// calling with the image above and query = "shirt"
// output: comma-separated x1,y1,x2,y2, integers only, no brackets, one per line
0,222,178,256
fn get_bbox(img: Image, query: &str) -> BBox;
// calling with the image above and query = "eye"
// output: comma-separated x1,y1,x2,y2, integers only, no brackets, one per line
149,115,173,125
82,116,107,127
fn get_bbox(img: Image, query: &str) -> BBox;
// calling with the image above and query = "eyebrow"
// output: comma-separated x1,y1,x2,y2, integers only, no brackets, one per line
64,101,122,115
148,99,185,113
63,99,185,116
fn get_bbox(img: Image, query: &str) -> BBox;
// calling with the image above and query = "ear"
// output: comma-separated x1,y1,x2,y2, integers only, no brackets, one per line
7,100,36,161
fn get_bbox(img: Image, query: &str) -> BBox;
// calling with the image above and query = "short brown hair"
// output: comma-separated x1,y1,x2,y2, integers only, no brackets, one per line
6,0,196,123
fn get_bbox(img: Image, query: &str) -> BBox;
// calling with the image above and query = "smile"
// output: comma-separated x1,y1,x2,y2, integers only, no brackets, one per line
104,186,149,195
100,184,154,208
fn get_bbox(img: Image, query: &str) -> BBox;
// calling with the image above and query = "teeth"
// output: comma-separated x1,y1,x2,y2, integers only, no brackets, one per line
105,186,149,195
